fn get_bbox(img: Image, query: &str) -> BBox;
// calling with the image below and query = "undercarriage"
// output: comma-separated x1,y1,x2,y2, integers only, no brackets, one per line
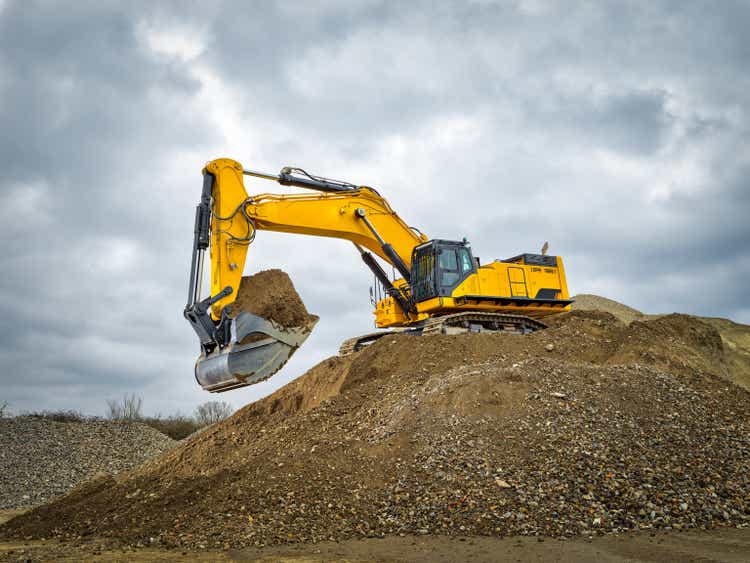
339,312,547,355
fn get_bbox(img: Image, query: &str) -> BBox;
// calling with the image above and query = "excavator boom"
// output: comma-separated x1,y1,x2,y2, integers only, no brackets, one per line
184,158,427,392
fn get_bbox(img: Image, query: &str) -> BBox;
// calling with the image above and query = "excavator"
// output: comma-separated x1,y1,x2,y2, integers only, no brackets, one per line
185,158,572,392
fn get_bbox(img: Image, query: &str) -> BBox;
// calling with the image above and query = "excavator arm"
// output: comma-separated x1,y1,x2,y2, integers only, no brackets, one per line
202,158,426,321
184,157,427,392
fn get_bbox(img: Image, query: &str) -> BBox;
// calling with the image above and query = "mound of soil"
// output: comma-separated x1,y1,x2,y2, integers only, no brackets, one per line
571,294,644,324
699,317,750,390
228,269,318,330
4,311,749,549
571,294,750,390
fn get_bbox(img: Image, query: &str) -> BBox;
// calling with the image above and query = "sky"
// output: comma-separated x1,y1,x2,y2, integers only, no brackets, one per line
1,0,748,416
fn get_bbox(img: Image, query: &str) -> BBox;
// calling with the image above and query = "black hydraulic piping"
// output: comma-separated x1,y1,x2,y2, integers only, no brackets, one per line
355,208,411,283
187,172,214,307
243,167,358,193
243,167,411,282
355,245,416,315
184,171,233,351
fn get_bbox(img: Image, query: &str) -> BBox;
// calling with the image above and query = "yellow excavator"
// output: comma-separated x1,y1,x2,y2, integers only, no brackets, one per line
185,158,572,392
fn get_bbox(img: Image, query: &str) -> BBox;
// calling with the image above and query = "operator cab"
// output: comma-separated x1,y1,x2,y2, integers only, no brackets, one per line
411,239,476,302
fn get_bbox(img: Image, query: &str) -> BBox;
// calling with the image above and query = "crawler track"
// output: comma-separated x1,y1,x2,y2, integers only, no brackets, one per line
339,312,547,355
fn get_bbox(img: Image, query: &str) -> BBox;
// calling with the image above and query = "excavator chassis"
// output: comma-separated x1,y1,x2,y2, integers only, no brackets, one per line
339,312,547,355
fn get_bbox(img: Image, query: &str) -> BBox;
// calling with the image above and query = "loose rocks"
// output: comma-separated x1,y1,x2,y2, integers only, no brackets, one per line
0,418,175,510
2,308,749,549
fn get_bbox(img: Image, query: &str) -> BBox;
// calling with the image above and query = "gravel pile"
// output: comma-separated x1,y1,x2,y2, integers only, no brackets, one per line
2,310,749,549
0,418,176,509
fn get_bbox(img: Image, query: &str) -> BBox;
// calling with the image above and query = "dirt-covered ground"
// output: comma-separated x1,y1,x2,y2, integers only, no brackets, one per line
4,311,749,549
1,293,749,561
1,519,748,562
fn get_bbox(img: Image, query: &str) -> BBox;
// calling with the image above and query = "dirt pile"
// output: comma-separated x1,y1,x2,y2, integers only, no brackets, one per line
571,294,644,324
698,317,750,390
572,293,750,390
228,269,318,329
0,418,175,510
3,310,749,549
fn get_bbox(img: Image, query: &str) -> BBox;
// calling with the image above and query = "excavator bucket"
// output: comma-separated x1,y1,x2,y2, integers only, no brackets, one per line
195,312,318,393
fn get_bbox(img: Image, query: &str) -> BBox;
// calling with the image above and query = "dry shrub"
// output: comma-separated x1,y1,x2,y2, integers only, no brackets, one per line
140,415,201,441
24,410,93,423
194,401,233,426
106,394,143,421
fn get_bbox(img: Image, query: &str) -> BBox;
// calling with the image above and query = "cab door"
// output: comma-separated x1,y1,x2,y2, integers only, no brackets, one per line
508,267,528,297
411,247,437,302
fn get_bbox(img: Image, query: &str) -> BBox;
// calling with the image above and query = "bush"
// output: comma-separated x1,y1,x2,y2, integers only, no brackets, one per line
140,415,202,441
106,394,143,421
24,409,94,423
95,396,234,440
0,401,8,418
194,401,233,426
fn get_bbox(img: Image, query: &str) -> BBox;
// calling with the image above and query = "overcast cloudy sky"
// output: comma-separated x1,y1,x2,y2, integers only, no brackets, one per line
1,1,748,416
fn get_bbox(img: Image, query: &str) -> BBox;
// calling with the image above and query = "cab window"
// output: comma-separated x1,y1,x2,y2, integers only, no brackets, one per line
439,249,460,286
438,249,458,270
460,248,473,273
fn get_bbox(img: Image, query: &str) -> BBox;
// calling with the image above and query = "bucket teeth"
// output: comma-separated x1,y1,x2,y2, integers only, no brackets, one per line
195,312,317,392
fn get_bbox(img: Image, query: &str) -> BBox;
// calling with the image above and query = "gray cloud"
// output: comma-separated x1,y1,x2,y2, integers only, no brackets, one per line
1,0,748,416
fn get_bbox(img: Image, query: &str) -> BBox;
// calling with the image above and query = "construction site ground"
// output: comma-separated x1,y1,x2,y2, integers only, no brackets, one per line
1,509,749,561
1,294,749,561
